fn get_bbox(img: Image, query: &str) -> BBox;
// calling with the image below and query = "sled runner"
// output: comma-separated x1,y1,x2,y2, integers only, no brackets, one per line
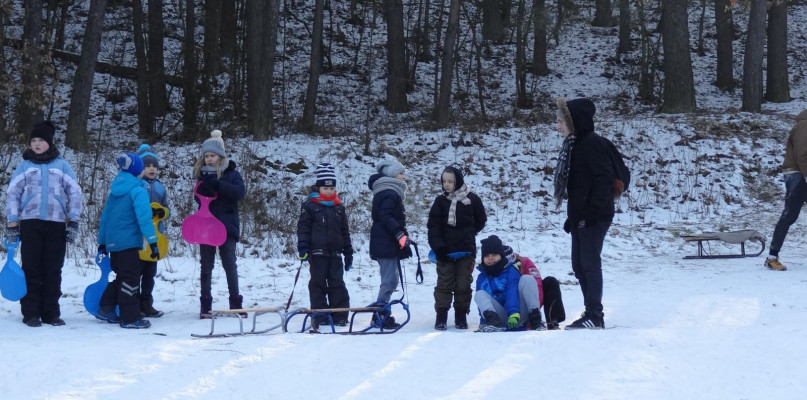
0,238,26,301
83,250,112,318
182,182,227,246
191,306,287,338
681,230,765,259
139,202,169,261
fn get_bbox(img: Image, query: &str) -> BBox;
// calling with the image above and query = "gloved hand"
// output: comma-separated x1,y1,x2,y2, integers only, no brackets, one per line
396,232,410,249
66,221,79,243
97,244,107,256
299,250,309,262
507,313,521,329
5,225,20,243
203,174,219,190
149,243,159,260
152,207,166,219
435,249,450,262
343,252,353,272
563,219,571,234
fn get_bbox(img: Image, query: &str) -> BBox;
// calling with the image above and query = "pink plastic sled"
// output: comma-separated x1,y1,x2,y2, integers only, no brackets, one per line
182,181,227,246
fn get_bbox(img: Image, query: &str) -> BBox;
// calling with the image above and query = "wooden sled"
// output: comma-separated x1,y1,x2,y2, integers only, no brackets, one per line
192,306,287,338
285,299,411,335
681,230,765,259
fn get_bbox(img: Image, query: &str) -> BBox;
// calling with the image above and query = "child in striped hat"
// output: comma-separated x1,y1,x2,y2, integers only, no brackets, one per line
296,163,354,328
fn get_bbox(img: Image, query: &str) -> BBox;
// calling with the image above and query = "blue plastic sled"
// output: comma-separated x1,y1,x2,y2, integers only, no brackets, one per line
83,251,112,318
0,238,27,301
428,250,471,263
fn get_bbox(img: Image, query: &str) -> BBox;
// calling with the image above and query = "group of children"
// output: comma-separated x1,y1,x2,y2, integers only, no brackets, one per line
5,121,563,332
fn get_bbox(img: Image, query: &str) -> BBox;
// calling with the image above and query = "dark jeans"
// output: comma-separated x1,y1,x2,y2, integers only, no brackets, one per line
433,255,474,312
141,260,157,308
199,237,239,297
542,276,566,323
100,249,143,323
19,220,66,322
308,255,350,321
570,219,611,317
770,173,807,257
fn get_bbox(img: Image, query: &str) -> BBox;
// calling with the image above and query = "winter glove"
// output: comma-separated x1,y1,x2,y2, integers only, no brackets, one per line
203,173,220,190
97,244,107,256
5,225,19,244
298,250,310,262
435,249,450,262
507,313,521,329
149,243,159,260
152,207,166,219
66,221,79,244
343,252,353,272
396,231,410,249
563,219,571,234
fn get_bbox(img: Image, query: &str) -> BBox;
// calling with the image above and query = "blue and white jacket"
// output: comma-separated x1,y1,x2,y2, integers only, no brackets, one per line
143,177,169,233
98,171,157,252
476,260,522,316
5,157,82,224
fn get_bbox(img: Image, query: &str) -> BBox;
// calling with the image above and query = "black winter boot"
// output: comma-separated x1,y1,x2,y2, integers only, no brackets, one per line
434,307,449,331
200,295,213,319
528,308,546,331
229,294,248,318
479,310,505,332
454,308,469,329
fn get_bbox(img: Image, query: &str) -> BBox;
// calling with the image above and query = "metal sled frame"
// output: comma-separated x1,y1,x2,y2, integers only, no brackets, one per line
681,230,766,259
191,306,287,338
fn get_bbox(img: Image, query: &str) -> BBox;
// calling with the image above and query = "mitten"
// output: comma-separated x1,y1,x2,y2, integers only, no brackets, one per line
343,252,353,272
5,225,20,243
152,207,166,219
563,219,571,234
507,313,521,329
203,174,220,190
97,244,107,256
66,221,79,243
298,250,309,262
436,249,450,262
149,243,159,260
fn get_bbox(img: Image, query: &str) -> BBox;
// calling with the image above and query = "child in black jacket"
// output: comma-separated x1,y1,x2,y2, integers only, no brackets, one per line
297,163,353,326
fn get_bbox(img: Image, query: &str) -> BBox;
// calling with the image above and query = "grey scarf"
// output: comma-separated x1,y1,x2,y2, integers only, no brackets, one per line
445,183,471,226
372,176,407,201
553,134,576,210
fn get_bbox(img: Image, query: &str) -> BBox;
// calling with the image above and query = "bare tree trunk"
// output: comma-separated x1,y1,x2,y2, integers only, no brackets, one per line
384,0,409,112
637,0,656,103
660,0,695,113
132,0,154,140
464,2,487,119
532,0,548,75
0,1,8,141
742,0,765,112
482,0,504,42
593,0,613,27
714,0,734,90
433,0,459,126
17,0,45,138
220,0,237,60
54,0,68,50
66,0,107,150
696,0,706,55
182,0,199,142
148,0,167,117
246,0,279,139
203,0,222,96
765,0,789,103
515,0,531,108
617,0,631,54
432,0,446,108
301,0,325,131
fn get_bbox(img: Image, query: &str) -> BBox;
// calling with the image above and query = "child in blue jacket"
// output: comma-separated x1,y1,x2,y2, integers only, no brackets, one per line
4,121,83,327
136,144,170,317
97,153,159,329
474,235,544,332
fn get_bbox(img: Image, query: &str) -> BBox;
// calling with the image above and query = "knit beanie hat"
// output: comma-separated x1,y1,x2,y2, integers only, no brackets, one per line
502,245,516,264
31,120,56,147
480,235,505,261
377,158,405,178
116,153,144,177
315,163,337,187
137,143,160,168
442,166,465,189
201,130,226,158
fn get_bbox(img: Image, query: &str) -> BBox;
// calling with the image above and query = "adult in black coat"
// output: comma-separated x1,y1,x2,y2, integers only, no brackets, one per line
553,97,614,330
368,158,411,329
427,166,486,330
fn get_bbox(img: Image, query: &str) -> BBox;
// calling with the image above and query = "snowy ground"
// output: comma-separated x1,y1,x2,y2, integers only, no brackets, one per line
2,220,806,400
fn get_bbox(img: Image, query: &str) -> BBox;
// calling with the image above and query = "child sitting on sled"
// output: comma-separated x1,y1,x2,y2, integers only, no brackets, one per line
136,144,170,318
474,235,546,332
296,163,354,327
501,245,566,330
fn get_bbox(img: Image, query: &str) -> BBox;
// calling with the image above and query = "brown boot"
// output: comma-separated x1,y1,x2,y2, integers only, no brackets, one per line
229,294,248,318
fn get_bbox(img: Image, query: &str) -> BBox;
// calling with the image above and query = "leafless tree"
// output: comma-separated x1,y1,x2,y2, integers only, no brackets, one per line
765,0,790,102
383,0,409,112
301,0,325,131
714,0,734,91
660,0,696,113
741,0,766,112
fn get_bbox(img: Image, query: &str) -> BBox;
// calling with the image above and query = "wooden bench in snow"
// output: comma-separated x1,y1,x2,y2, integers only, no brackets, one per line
681,230,766,259
191,306,286,338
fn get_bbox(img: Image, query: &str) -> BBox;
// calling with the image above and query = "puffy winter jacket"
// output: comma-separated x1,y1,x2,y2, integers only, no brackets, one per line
782,109,807,176
195,160,245,240
143,177,169,233
97,171,157,252
427,191,486,257
6,157,82,224
368,173,411,260
297,198,352,256
566,131,615,226
516,257,544,306
476,263,522,316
